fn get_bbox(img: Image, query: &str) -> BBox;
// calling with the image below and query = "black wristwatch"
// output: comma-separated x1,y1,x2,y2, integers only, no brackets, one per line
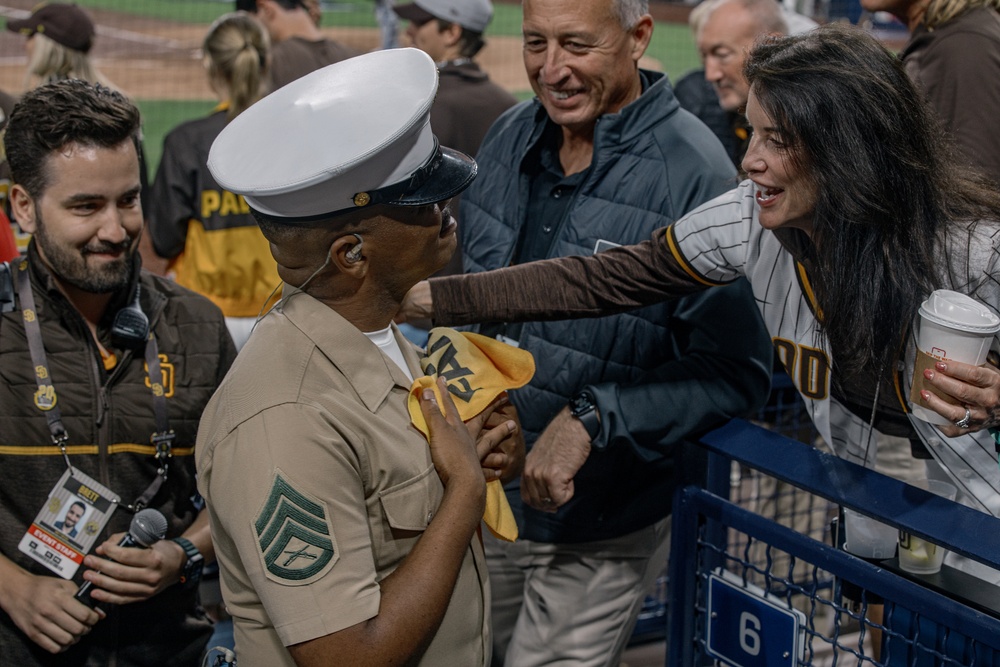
172,537,204,590
569,389,602,444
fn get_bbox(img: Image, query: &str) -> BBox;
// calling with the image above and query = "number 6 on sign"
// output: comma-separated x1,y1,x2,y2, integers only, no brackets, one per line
706,570,806,667
740,612,761,655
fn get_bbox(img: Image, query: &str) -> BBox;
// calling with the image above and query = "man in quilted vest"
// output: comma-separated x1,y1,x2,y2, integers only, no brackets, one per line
459,0,772,664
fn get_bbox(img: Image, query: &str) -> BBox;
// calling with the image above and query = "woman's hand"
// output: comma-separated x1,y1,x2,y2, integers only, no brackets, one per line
395,281,433,323
920,359,1000,435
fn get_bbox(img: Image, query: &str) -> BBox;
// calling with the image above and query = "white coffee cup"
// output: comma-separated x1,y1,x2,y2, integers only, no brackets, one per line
910,290,1000,424
897,479,958,575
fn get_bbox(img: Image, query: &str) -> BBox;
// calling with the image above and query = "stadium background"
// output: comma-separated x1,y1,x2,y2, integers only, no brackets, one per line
0,0,703,182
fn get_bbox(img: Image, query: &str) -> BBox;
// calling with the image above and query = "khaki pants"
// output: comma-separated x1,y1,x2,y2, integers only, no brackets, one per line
485,516,672,667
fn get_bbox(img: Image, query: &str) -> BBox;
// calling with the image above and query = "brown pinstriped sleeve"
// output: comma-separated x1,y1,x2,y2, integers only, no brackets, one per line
429,228,709,326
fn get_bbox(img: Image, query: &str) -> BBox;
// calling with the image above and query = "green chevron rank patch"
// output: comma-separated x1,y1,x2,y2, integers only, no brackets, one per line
254,471,337,585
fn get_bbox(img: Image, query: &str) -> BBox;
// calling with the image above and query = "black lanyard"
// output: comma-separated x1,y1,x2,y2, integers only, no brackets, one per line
14,259,175,512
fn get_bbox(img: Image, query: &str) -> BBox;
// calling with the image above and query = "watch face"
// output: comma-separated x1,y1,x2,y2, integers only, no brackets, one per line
183,555,204,585
571,394,594,416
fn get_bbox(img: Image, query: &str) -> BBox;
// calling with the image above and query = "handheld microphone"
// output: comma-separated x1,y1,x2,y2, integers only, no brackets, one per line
75,508,168,609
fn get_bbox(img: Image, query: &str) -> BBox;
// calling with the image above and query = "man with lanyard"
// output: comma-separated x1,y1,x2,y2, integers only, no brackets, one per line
0,80,236,665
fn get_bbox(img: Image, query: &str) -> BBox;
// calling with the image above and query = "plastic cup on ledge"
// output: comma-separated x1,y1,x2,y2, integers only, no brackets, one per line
897,479,958,575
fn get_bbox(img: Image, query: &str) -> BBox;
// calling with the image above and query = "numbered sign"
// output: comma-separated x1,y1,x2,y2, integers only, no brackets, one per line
706,572,804,667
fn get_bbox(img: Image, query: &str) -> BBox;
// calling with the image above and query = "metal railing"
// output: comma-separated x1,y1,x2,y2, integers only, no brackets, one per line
667,419,1000,666
630,374,833,645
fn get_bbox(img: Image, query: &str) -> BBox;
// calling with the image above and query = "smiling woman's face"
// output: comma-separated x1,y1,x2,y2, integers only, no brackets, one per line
741,89,818,236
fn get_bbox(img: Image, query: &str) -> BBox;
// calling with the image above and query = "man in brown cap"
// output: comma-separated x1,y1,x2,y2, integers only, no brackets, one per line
236,0,358,91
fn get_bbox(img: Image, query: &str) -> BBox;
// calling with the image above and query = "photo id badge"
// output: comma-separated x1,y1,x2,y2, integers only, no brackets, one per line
18,468,119,579
593,239,621,254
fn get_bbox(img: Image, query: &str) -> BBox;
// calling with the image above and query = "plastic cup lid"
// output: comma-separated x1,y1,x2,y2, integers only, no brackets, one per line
918,290,1000,334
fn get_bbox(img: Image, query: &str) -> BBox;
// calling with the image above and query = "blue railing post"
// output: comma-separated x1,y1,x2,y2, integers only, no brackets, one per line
667,445,733,667
666,484,701,667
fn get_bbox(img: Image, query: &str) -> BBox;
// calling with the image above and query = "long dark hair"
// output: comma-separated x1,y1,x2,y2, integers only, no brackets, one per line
744,24,1000,378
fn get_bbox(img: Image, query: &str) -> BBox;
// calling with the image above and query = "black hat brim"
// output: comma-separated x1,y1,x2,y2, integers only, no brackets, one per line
385,146,477,207
393,3,438,23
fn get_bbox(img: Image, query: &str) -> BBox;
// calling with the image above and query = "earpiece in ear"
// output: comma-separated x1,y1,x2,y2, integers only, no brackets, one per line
345,234,363,263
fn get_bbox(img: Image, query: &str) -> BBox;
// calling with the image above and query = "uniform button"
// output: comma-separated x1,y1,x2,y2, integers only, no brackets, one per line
426,511,433,523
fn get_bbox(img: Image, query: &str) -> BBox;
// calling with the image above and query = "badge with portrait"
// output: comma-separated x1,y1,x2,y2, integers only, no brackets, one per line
18,468,119,579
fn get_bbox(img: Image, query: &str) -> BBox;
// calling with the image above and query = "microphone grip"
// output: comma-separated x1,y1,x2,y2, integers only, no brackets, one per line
74,532,141,608
74,580,99,608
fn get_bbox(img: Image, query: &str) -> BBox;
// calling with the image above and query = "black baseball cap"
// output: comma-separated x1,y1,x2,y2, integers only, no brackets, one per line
235,0,306,12
6,3,95,53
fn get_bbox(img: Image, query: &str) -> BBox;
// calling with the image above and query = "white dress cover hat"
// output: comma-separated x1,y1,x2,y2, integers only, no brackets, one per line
208,48,477,221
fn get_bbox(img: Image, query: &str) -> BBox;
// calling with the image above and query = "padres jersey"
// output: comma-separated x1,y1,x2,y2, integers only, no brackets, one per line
429,180,1000,516
148,108,280,318
667,181,1000,516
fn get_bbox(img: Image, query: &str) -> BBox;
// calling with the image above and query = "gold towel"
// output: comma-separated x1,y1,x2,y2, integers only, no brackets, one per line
408,328,535,541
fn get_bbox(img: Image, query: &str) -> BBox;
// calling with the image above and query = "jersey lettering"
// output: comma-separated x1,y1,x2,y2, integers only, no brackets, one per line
772,337,830,401
773,339,797,374
219,191,244,216
201,189,250,219
799,345,829,399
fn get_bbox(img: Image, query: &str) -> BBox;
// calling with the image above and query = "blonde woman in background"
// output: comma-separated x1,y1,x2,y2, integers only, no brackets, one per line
147,12,280,350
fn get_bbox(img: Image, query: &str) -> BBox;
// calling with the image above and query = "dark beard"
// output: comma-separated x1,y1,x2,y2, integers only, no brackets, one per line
34,212,136,294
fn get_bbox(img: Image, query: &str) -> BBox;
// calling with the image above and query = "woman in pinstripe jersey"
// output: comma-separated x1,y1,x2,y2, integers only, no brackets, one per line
402,23,1000,522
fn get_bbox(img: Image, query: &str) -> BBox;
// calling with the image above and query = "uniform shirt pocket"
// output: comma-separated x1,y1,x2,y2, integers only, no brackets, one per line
379,464,444,532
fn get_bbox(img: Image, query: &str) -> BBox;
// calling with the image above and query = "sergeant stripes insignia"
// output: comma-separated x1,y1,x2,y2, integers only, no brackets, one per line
254,473,336,583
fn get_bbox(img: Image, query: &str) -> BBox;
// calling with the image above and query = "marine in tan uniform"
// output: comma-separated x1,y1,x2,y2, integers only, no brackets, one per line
196,48,517,666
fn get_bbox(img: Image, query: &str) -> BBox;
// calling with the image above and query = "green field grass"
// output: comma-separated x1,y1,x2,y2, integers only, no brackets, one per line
73,0,516,28
76,0,240,24
137,99,217,181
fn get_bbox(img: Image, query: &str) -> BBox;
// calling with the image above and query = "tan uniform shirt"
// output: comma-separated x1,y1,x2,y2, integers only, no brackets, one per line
196,289,490,667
